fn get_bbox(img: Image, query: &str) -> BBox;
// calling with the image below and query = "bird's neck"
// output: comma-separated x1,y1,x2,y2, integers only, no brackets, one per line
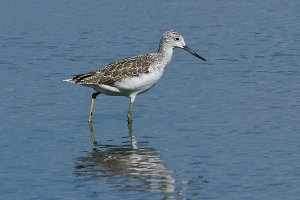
157,44,174,66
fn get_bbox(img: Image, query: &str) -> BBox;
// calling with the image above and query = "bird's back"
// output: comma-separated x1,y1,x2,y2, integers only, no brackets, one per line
70,53,159,86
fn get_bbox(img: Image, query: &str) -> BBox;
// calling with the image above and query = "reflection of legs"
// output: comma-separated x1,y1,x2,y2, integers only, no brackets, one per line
88,92,101,122
88,121,97,150
127,95,136,124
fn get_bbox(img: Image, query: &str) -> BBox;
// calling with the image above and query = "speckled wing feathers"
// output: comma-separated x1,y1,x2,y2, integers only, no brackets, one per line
71,54,157,86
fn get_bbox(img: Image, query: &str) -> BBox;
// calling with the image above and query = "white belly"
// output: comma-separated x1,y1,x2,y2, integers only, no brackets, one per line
115,70,164,96
85,70,164,97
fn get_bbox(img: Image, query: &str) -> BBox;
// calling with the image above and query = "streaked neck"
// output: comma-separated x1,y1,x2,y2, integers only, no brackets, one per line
158,44,174,65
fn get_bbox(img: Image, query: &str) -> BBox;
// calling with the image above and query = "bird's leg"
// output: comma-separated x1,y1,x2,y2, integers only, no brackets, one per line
127,96,135,124
88,121,97,150
88,92,101,122
127,120,137,149
127,101,133,124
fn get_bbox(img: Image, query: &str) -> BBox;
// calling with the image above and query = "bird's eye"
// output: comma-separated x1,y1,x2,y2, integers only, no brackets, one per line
175,37,180,41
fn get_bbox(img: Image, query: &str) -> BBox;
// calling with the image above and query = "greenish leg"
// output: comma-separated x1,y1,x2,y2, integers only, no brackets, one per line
88,92,101,122
127,120,137,149
88,121,97,150
127,101,133,124
127,96,135,125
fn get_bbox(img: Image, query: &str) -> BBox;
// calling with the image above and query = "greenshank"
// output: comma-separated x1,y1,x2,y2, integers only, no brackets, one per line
64,30,206,123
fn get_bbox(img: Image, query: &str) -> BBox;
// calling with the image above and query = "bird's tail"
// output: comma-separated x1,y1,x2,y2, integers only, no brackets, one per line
63,72,95,84
63,78,76,83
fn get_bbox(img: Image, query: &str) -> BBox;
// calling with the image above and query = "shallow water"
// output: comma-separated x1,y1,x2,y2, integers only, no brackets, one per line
1,1,300,199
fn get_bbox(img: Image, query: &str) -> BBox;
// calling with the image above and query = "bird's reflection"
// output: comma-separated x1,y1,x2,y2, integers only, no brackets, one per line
74,121,177,195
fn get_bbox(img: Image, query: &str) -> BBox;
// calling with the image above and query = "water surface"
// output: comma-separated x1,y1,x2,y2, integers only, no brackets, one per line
1,1,300,199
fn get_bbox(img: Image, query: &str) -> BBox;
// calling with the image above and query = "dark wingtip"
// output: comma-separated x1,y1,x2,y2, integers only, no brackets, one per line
71,73,95,83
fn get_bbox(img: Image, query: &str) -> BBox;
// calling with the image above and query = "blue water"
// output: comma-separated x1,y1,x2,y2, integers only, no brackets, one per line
1,1,300,199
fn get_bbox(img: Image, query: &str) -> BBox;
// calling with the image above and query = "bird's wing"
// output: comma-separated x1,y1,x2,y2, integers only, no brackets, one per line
71,54,157,86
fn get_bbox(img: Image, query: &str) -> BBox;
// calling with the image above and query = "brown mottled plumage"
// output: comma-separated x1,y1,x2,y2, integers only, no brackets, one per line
72,54,159,86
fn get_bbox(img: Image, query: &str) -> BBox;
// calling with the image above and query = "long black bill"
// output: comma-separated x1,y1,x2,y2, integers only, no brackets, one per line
183,45,206,61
